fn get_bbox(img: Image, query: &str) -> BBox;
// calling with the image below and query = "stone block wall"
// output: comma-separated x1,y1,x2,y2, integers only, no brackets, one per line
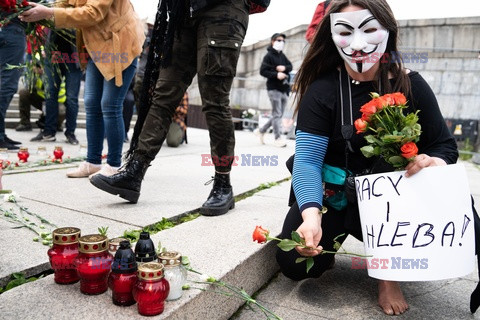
187,17,480,131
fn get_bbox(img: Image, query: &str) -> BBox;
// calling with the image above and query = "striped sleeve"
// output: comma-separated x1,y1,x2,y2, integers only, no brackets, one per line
292,130,329,212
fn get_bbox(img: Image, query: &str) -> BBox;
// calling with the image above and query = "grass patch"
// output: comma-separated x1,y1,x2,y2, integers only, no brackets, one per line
0,270,53,295
122,213,201,242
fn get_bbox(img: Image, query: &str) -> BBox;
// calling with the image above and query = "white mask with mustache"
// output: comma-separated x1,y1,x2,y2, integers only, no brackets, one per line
331,9,389,73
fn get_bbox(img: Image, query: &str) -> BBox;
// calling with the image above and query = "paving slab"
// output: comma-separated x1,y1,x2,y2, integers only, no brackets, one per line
0,182,290,319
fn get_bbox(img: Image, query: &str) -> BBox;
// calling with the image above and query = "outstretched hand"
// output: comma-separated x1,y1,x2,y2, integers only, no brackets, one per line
295,207,323,257
19,3,53,23
404,154,447,177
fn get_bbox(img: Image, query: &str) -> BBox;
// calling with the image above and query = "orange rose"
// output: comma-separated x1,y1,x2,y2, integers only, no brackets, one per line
392,92,407,105
252,226,269,244
374,97,388,110
359,101,377,118
382,94,395,106
400,142,418,159
354,118,368,134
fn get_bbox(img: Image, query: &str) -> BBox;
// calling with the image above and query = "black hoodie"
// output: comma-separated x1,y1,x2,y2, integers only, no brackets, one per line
260,46,293,94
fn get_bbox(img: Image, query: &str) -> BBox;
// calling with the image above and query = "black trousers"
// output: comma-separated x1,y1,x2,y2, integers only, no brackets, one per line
276,202,349,281
136,0,249,173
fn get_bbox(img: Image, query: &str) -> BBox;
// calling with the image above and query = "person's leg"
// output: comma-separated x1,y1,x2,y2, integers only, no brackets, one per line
43,60,64,139
84,59,106,165
135,37,197,161
122,88,135,140
378,280,408,315
0,24,25,146
100,60,137,168
89,18,198,203
66,60,104,178
276,202,348,280
64,63,82,141
196,0,249,216
268,90,284,140
16,88,36,130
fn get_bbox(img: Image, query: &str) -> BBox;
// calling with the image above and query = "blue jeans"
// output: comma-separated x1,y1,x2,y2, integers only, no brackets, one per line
0,24,26,141
84,58,137,167
44,60,82,136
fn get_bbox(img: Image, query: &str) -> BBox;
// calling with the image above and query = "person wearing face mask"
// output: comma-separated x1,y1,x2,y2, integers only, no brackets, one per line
275,0,468,316
255,33,292,147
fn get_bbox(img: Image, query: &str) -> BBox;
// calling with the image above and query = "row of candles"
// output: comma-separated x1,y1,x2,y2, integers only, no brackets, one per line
1,146,64,162
47,228,187,316
0,145,88,163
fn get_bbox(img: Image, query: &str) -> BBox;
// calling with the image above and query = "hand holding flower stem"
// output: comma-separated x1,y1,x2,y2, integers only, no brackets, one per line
253,226,371,273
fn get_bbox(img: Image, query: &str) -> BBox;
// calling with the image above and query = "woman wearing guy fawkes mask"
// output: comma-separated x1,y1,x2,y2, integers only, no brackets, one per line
276,0,461,316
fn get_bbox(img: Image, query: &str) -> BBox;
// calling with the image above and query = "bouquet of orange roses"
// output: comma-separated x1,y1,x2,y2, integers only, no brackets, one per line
354,92,421,169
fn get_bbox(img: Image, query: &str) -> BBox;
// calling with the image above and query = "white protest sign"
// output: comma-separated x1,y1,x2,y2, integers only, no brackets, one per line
355,163,475,281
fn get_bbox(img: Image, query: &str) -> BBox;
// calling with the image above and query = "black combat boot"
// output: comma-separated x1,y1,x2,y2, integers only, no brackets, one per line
200,172,234,216
90,154,150,203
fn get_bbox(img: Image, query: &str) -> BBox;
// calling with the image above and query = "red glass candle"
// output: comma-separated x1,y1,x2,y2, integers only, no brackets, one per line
109,240,138,306
17,147,29,162
53,146,64,160
132,262,170,316
74,234,113,295
47,227,81,284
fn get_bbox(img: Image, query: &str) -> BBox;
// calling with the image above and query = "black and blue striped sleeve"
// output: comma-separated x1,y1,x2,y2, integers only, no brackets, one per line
292,130,329,213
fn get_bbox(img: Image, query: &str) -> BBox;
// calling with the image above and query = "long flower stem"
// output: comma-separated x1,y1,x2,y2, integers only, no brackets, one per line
267,236,370,258
185,267,283,320
16,203,57,228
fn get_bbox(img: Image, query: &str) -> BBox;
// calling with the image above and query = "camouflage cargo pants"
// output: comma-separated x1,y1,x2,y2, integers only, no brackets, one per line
137,0,249,173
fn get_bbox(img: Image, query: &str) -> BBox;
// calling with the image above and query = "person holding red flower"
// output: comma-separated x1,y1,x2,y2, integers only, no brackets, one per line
19,0,145,178
0,0,40,149
277,0,461,316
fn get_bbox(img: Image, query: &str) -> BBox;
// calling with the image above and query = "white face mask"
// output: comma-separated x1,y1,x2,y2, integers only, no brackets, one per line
330,9,389,73
272,40,285,52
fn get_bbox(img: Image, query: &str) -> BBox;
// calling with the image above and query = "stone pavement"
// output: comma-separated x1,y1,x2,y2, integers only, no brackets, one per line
0,126,480,320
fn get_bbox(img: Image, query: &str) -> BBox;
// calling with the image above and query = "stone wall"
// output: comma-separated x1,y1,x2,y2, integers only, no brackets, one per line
188,17,480,123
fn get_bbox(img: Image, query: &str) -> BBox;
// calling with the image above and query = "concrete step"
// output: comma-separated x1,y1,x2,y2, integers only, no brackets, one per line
0,180,289,320
5,113,137,129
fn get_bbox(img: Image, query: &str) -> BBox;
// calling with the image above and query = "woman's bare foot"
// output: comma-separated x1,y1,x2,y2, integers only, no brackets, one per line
378,280,408,315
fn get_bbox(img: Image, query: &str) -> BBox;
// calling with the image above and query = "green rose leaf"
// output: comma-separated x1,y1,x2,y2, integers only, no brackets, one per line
364,135,376,144
306,257,315,273
277,239,299,252
291,231,303,244
295,257,307,263
360,145,375,158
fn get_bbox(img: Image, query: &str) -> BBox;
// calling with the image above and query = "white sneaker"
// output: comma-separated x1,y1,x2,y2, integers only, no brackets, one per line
274,138,287,148
66,162,101,178
254,128,265,144
88,164,120,179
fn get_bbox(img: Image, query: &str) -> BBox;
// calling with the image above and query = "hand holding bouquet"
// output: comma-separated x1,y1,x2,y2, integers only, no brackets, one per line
354,92,422,169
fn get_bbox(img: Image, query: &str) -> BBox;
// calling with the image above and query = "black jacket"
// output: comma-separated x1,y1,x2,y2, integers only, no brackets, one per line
260,46,293,94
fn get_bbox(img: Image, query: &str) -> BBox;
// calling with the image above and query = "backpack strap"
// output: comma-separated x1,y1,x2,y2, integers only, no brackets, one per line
339,66,354,153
